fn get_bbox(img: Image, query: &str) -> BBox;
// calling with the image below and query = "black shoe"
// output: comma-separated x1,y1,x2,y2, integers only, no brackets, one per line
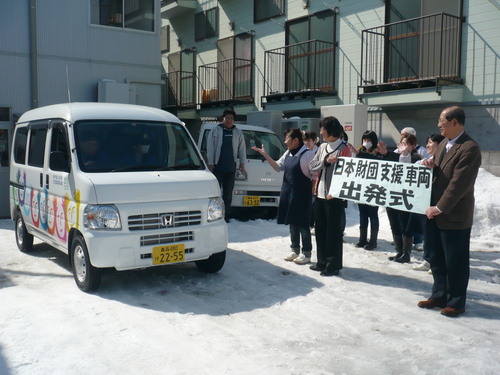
394,254,410,263
310,264,326,272
320,269,340,277
388,253,402,261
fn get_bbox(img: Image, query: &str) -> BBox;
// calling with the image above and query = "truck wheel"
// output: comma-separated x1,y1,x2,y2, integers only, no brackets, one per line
195,250,226,273
71,235,101,292
15,213,33,253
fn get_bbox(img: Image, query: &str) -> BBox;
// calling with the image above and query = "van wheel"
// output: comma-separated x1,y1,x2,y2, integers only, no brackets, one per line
71,235,101,292
15,213,33,253
195,250,226,273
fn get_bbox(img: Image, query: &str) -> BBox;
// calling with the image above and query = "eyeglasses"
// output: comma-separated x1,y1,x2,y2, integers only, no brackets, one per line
224,117,234,121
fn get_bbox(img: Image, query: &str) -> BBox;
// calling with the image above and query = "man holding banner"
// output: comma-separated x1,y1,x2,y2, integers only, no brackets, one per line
418,106,481,318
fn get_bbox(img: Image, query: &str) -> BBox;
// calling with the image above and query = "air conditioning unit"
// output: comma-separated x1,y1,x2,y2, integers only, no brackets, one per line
98,80,136,104
281,118,321,141
320,104,368,146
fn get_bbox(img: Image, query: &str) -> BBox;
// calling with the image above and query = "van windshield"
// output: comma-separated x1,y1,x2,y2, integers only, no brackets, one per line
242,130,285,160
74,120,204,173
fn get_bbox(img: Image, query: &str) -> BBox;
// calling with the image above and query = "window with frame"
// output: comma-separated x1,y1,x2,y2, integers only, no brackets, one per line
161,25,170,53
217,34,253,100
254,0,285,23
195,8,218,41
28,127,47,168
90,0,155,32
385,0,462,81
194,8,219,40
165,50,196,107
284,10,336,93
13,127,28,165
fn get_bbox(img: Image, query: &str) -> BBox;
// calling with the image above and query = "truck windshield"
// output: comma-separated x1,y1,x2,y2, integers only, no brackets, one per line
74,120,204,172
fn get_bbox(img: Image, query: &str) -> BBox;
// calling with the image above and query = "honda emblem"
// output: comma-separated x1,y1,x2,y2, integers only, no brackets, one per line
161,214,174,227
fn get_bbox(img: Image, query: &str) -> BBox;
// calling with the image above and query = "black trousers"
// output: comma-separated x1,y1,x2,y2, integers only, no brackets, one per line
386,207,412,237
426,218,471,309
314,197,345,270
214,171,235,222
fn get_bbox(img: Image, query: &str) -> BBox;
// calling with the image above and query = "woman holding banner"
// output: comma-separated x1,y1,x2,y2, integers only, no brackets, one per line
379,134,423,263
309,117,351,276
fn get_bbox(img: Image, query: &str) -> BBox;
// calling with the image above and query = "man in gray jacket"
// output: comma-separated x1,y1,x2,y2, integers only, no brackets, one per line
207,109,246,222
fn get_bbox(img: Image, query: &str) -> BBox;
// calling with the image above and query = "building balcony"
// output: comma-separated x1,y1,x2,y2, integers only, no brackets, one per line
161,0,196,19
262,40,337,106
359,12,464,105
198,58,254,108
161,71,196,110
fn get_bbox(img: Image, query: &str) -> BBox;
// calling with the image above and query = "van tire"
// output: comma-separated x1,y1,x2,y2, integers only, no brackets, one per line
15,213,34,253
195,250,226,273
71,235,101,292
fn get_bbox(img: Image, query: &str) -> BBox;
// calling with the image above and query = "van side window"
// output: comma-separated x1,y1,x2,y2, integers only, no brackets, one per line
28,128,47,167
13,127,29,164
50,125,70,158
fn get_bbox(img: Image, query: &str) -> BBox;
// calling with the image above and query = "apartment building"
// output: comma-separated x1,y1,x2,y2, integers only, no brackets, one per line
161,0,500,172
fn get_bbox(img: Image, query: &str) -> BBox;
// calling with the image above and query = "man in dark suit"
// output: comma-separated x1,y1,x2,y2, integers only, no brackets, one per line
418,106,482,317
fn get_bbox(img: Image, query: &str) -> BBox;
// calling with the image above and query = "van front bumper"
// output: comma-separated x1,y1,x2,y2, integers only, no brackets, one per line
83,219,227,270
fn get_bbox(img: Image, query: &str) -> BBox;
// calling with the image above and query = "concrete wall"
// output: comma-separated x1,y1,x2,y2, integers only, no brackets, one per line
0,0,162,118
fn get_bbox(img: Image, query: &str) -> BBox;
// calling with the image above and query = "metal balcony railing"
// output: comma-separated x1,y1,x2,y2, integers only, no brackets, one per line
263,40,336,99
161,71,196,109
360,12,463,92
198,58,253,106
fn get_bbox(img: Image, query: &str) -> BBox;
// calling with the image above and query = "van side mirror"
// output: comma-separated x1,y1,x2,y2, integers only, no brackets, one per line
50,151,70,172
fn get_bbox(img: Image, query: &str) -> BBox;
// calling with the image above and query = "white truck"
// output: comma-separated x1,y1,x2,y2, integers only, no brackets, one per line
198,123,285,218
10,103,227,292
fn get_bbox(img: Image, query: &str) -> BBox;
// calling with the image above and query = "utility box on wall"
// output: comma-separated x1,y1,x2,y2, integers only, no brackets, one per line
246,110,282,135
321,104,368,146
98,80,136,104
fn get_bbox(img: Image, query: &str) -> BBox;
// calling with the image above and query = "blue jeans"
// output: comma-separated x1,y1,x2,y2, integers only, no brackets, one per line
289,224,312,256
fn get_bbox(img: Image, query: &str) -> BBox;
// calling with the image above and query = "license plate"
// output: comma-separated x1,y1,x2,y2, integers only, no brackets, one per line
152,244,185,265
243,196,261,206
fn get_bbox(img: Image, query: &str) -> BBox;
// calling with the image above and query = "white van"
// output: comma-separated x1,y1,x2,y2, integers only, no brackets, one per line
198,123,285,216
9,103,227,292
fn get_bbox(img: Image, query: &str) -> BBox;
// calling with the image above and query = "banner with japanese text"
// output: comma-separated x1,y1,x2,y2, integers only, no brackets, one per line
328,157,432,214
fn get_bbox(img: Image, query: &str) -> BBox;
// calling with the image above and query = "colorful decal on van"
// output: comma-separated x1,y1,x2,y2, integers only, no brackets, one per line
12,169,81,245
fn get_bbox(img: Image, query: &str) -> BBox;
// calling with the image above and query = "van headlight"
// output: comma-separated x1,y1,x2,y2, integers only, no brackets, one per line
84,205,122,230
207,197,224,222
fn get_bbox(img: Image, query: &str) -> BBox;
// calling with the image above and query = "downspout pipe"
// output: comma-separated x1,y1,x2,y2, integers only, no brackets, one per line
29,0,38,109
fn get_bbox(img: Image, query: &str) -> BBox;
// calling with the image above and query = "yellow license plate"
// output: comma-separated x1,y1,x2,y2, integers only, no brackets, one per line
243,196,261,206
152,244,185,265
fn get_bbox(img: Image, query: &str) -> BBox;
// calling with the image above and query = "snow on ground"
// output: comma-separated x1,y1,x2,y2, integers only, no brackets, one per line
0,169,499,375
